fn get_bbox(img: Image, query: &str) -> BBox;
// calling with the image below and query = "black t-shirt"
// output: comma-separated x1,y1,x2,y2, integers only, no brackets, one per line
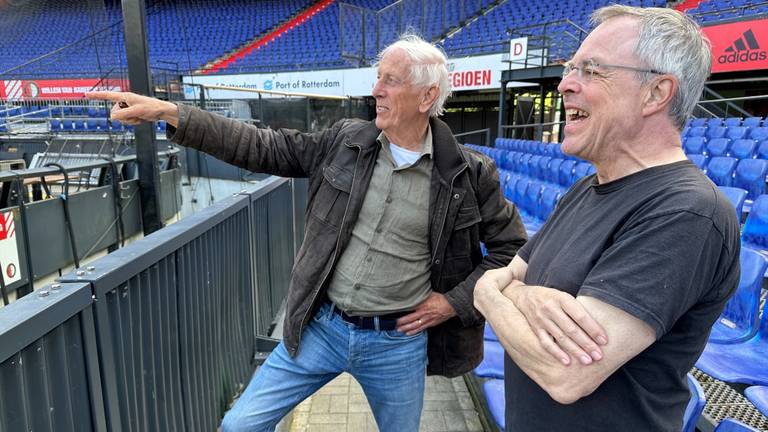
506,161,741,432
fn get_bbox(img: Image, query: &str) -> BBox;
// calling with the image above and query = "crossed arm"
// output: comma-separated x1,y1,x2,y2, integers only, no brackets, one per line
474,255,656,404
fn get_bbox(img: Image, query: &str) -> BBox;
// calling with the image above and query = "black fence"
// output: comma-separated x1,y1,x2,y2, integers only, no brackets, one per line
0,176,303,431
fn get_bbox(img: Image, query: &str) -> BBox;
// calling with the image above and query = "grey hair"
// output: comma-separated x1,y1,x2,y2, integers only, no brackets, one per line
377,33,452,117
592,5,711,129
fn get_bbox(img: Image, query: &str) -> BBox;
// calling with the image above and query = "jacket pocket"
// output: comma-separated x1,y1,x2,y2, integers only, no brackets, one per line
310,165,353,225
454,205,481,230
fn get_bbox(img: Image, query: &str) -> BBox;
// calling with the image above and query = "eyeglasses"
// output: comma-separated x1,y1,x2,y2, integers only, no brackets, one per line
562,58,666,81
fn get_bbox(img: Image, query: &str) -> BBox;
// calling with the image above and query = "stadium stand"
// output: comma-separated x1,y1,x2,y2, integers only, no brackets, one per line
684,374,707,432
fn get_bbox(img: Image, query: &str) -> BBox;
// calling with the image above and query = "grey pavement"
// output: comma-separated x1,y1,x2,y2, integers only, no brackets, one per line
287,373,484,432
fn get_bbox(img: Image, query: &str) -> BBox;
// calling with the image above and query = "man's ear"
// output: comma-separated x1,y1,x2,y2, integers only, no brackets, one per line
642,75,676,118
419,86,439,114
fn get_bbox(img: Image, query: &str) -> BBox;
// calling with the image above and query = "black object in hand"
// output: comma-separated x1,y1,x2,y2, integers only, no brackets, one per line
118,101,128,108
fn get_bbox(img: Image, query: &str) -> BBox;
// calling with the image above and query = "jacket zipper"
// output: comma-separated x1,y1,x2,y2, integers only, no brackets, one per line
294,141,361,353
431,166,467,263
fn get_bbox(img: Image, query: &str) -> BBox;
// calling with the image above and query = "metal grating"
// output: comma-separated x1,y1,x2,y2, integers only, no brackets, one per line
692,368,768,431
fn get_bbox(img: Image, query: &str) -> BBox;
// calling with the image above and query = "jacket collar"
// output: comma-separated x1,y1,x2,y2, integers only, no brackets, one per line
348,118,468,183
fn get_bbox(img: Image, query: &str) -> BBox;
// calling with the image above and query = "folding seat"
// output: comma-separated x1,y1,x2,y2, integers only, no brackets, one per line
484,321,498,341
513,178,528,208
690,118,707,127
707,126,727,140
684,137,707,155
750,127,768,142
743,117,763,128
49,119,61,131
719,186,748,221
724,117,743,127
742,194,768,250
87,107,98,117
548,158,564,184
62,119,74,131
483,379,505,430
734,159,768,200
730,139,757,160
74,120,86,131
706,156,737,186
745,386,768,418
573,161,593,180
474,340,504,378
528,155,542,178
518,153,532,176
110,119,123,131
706,138,731,158
757,141,768,160
550,143,563,159
86,119,98,131
559,160,577,186
688,154,708,171
524,181,543,216
687,126,706,137
708,247,767,344
539,186,561,220
706,118,723,129
696,280,768,385
537,156,551,182
727,126,748,141
97,119,108,131
682,374,705,432
503,176,518,201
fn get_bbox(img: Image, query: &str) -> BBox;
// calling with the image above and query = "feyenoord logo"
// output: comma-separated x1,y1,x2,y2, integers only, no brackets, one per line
719,29,767,64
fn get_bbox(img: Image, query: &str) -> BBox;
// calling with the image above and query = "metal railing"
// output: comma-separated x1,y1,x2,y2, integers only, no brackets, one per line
0,175,303,431
454,128,492,147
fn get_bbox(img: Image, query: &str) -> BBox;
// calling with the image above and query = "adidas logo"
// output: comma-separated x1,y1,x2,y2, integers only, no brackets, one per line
718,29,767,64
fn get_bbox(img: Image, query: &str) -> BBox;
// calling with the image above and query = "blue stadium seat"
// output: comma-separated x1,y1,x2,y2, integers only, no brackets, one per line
519,154,532,176
707,138,731,158
724,117,743,127
539,186,561,220
706,157,738,186
529,155,542,179
743,195,768,250
537,156,551,181
110,120,123,131
688,154,708,171
573,162,592,180
484,322,498,341
688,126,707,137
49,119,61,131
62,119,74,131
683,374,705,432
474,340,504,379
707,126,727,140
728,127,748,141
708,247,767,344
743,117,763,128
731,139,757,160
559,160,577,186
524,181,543,216
706,118,722,129
758,141,768,160
482,379,505,430
97,119,108,131
86,119,98,131
684,137,707,155
696,284,768,385
713,418,760,432
514,178,528,208
750,127,768,142
734,159,768,200
690,118,707,128
744,386,768,418
548,158,564,184
719,186,748,221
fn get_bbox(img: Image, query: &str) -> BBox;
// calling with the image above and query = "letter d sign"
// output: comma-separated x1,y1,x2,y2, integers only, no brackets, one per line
509,37,528,63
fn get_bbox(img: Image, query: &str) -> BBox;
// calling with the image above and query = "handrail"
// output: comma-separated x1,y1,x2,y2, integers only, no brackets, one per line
454,128,492,146
0,148,179,183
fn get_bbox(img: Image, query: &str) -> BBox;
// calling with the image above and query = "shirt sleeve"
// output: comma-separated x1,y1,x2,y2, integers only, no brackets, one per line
578,210,730,338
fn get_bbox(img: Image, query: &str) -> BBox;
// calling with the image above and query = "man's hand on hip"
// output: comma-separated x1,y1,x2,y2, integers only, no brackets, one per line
396,292,456,335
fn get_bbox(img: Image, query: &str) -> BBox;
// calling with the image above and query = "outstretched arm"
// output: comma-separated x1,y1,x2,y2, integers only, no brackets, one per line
86,91,179,126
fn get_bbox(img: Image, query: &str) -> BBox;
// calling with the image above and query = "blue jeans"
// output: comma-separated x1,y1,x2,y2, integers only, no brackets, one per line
220,302,428,432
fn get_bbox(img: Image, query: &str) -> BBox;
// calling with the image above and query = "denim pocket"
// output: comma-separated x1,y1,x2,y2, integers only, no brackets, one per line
382,329,424,341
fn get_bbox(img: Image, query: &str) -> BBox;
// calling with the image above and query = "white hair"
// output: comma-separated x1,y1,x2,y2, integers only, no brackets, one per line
592,5,712,129
377,33,452,117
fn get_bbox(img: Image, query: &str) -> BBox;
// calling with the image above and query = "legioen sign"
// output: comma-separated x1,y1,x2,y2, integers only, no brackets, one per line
703,18,768,73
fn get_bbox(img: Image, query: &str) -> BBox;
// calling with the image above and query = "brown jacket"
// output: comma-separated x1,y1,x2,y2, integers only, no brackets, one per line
170,105,527,376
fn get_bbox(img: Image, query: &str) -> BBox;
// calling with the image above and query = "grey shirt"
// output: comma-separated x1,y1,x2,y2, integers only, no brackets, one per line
327,126,434,315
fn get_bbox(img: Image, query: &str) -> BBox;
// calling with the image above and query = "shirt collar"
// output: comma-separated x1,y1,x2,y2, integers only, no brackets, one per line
377,125,433,158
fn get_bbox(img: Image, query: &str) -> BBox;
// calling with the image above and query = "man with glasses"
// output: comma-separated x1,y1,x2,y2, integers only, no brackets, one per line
475,5,740,431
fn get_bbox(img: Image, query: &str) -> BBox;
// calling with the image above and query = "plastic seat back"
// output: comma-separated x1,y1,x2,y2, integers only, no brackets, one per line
727,126,748,141
684,137,707,155
730,139,757,160
718,186,748,220
743,194,768,249
707,138,731,158
688,154,708,171
743,117,763,128
688,126,707,137
706,157,738,186
682,374,706,432
559,160,577,186
707,126,727,140
750,127,768,142
548,158,564,184
706,118,722,129
709,248,767,344
724,117,743,127
734,159,768,200
713,418,761,432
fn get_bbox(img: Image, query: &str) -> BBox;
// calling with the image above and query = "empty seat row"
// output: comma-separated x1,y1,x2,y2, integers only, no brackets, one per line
702,157,767,199
686,116,765,129
684,137,768,160
685,125,768,141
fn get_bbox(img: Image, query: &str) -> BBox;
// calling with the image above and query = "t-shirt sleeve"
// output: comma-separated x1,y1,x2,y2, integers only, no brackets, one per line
579,210,727,338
